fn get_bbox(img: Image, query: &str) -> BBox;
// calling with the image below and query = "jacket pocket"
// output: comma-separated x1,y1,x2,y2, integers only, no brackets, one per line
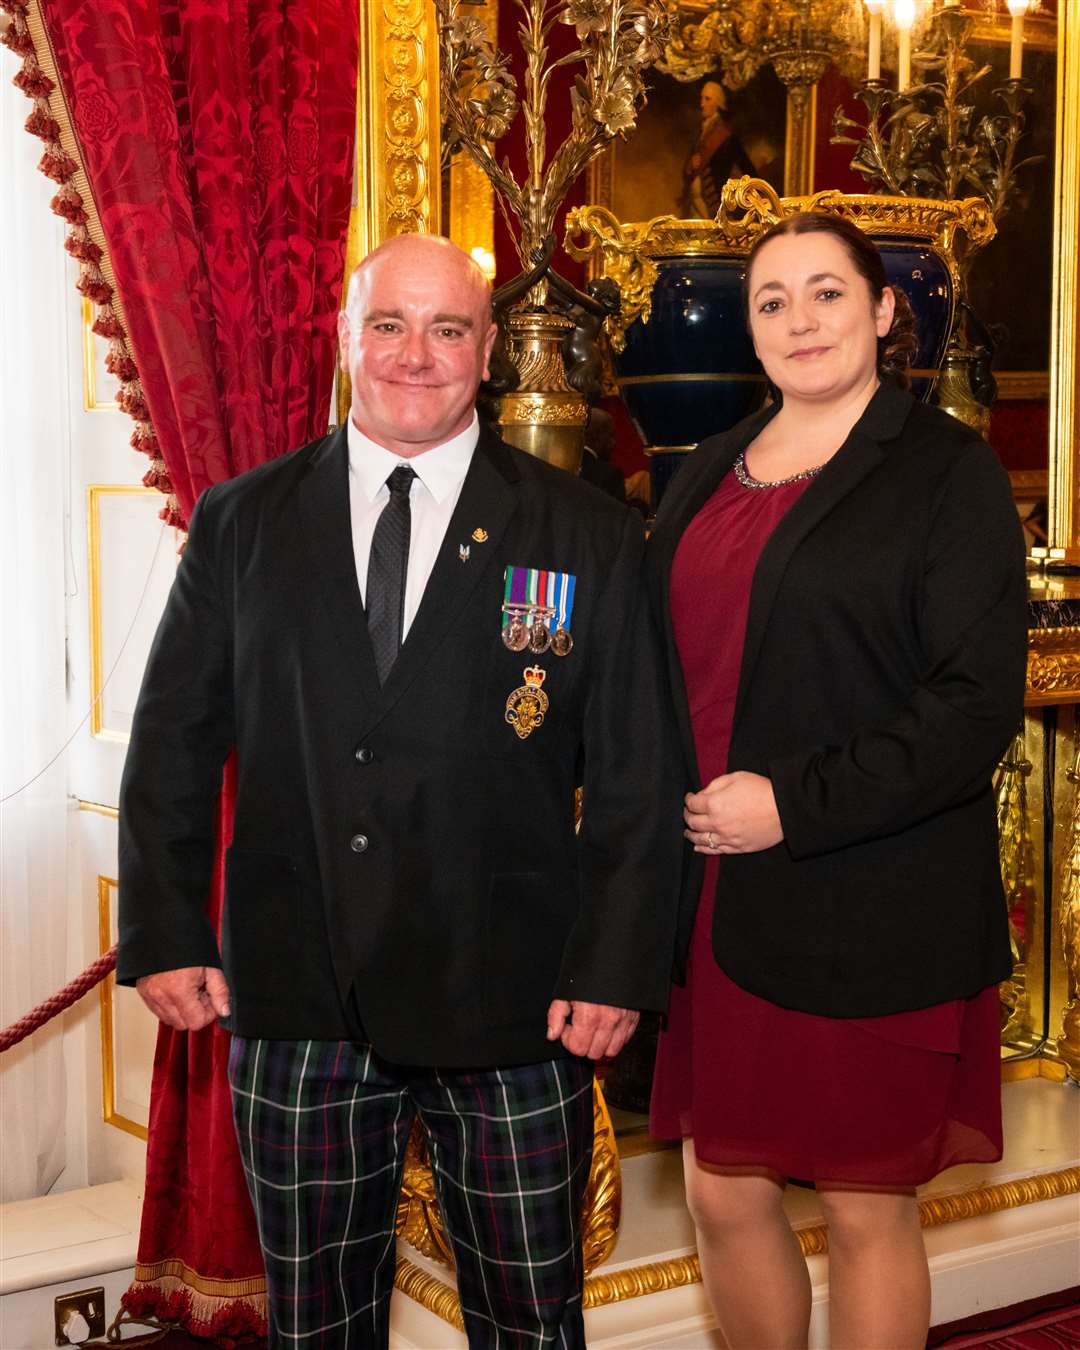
483,870,579,1023
221,848,302,1006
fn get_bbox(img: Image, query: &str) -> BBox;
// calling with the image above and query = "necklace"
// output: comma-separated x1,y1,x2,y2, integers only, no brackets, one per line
733,451,825,490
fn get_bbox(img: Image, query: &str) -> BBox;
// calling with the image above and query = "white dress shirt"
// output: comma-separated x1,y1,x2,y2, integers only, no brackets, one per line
347,414,479,640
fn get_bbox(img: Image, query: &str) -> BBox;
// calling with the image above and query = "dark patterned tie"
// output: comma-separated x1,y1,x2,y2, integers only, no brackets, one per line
366,464,416,683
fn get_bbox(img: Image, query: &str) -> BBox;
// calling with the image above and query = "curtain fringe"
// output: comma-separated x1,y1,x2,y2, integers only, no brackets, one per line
121,1270,268,1344
2,0,184,528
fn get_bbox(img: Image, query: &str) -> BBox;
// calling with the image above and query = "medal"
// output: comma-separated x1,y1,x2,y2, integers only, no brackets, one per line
548,571,576,657
550,626,573,657
505,666,549,739
501,565,577,658
502,612,529,651
528,617,552,653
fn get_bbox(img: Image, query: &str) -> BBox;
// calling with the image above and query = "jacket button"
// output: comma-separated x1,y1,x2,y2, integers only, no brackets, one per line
349,833,369,853
354,747,374,764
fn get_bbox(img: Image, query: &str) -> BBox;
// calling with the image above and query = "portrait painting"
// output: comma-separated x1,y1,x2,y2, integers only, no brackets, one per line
595,64,787,225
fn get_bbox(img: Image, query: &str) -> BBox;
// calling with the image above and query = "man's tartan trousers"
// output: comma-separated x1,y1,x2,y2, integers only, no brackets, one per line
228,1036,595,1348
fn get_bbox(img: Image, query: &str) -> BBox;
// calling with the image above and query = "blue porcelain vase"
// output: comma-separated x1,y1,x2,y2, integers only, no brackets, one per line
566,184,994,507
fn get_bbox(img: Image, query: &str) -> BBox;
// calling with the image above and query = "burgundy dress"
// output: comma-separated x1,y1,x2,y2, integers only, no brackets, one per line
649,467,1003,1185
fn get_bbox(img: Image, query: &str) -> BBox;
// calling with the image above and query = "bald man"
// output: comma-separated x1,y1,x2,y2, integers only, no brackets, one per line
681,80,755,217
117,235,678,1348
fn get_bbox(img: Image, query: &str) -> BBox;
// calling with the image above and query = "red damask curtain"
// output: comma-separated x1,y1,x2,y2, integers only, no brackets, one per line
14,0,358,1336
37,0,357,523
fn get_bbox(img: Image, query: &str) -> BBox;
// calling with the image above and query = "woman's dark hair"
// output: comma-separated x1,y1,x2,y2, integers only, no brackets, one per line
742,211,918,390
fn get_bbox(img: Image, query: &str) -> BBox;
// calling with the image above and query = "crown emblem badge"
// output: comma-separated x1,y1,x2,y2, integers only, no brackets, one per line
472,527,488,543
504,666,549,740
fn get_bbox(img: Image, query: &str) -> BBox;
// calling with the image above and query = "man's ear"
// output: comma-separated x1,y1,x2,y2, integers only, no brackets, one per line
481,321,498,381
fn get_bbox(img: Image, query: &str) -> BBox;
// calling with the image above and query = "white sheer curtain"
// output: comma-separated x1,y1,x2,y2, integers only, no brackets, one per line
0,59,73,1200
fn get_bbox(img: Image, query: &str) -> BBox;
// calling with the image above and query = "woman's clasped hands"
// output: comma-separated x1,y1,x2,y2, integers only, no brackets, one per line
684,770,784,854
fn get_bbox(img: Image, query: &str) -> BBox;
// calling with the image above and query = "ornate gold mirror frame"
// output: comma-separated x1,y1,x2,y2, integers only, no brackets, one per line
1049,3,1080,551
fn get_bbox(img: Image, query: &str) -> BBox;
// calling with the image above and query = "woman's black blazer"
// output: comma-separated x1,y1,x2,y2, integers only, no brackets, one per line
646,379,1028,1017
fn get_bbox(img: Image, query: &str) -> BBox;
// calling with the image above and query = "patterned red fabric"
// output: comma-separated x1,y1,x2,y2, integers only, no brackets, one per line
37,0,357,521
32,2,358,1335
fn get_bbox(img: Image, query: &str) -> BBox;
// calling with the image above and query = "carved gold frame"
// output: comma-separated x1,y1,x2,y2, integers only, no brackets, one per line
1049,3,1080,550
97,875,149,1141
81,299,119,412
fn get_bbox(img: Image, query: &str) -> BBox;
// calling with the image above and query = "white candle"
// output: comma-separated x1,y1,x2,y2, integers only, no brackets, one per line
1006,0,1027,80
894,0,916,92
866,1,884,81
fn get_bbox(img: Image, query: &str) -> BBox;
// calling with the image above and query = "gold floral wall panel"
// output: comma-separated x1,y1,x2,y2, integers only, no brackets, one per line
360,0,442,249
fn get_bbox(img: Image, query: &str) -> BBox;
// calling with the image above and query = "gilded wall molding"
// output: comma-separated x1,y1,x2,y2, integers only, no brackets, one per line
996,371,1050,402
359,0,442,251
97,875,147,1141
1055,719,1080,1081
1049,3,1080,550
394,1164,1080,1326
1027,626,1080,706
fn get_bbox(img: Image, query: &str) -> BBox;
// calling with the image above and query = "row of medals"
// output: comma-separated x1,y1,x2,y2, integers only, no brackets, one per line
501,604,573,657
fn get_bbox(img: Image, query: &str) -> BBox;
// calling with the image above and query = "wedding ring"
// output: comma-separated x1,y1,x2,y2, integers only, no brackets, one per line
707,832,717,849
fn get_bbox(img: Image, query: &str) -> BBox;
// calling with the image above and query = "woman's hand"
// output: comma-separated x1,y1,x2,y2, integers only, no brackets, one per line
684,772,784,854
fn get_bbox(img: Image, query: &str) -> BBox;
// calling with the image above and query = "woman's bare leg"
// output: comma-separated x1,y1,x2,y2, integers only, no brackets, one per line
683,1138,811,1349
818,1186,929,1350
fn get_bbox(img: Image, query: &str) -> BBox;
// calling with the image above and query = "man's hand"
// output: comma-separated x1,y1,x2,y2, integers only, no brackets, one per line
684,770,784,854
136,966,231,1031
546,999,640,1060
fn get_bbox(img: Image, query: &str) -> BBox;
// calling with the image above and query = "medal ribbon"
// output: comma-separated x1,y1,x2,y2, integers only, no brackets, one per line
502,565,575,629
553,571,575,632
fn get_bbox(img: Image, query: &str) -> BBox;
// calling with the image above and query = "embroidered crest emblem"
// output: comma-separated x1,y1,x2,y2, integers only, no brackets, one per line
504,666,549,740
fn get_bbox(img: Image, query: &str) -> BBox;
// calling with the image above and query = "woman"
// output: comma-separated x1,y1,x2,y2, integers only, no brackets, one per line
648,212,1028,1350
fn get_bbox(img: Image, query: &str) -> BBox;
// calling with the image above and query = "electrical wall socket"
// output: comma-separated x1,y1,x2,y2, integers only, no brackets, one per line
54,1286,106,1344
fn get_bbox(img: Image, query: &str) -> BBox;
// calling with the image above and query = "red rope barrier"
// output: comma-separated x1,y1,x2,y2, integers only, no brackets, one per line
0,945,117,1052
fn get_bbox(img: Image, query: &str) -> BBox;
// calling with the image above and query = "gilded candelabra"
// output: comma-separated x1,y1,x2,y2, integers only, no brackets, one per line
658,0,866,193
438,0,668,470
438,0,669,268
832,3,1039,431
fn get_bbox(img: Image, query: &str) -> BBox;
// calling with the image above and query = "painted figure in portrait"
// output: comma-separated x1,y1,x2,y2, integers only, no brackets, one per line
680,80,756,216
602,67,786,224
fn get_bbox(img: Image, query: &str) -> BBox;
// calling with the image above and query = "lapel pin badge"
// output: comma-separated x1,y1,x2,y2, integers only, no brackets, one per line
471,527,488,543
459,544,471,563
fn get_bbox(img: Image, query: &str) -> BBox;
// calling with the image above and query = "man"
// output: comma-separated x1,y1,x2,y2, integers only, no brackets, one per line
578,406,626,503
681,80,755,218
117,234,677,1349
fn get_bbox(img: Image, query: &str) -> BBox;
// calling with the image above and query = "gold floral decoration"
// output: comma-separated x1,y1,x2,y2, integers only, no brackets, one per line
437,0,670,263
